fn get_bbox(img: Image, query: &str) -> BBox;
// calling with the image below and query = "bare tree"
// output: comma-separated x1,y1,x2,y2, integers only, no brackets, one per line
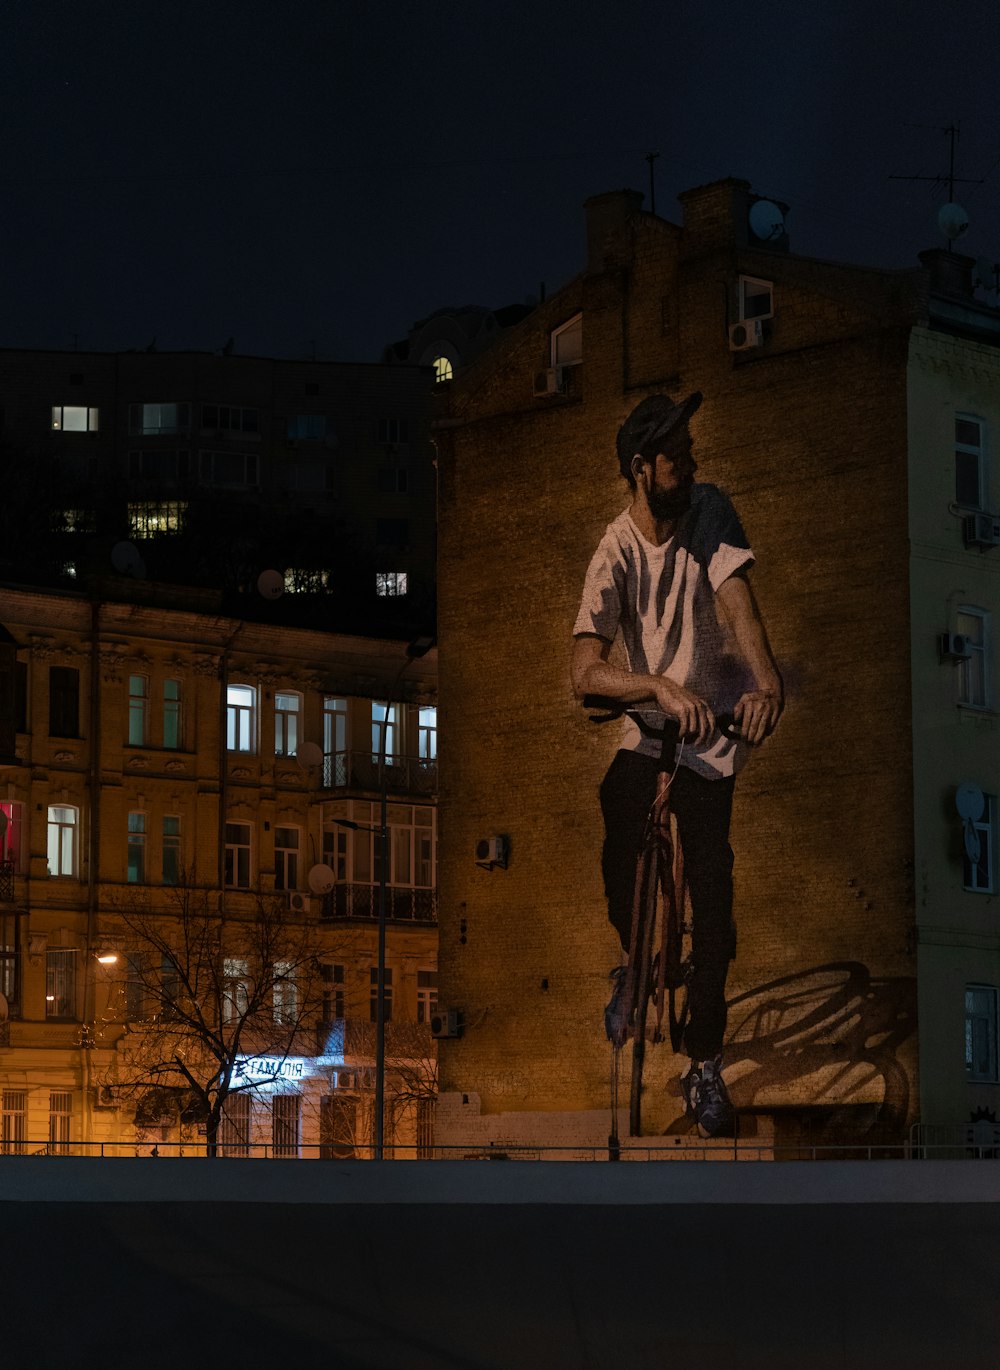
99,882,325,1156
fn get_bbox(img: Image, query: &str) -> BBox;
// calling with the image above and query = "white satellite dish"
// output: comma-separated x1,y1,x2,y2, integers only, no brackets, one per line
111,541,146,578
308,863,336,894
257,569,284,600
748,199,785,242
956,783,985,821
938,202,969,243
296,741,323,769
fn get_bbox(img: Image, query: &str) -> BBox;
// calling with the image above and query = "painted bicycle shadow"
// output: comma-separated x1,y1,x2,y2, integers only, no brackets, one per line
661,962,916,1142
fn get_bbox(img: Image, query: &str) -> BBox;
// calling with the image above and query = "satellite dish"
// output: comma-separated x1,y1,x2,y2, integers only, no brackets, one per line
111,541,146,578
257,569,284,600
748,199,785,242
296,741,323,769
308,863,336,894
956,783,985,821
938,202,969,243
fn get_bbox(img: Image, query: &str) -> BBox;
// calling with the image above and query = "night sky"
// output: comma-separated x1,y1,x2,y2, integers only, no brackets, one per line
3,1,999,363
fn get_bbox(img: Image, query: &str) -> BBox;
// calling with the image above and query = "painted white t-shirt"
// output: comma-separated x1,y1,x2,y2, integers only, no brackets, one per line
573,483,755,778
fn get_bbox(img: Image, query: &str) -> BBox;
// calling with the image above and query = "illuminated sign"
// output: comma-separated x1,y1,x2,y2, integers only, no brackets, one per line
232,1055,311,1087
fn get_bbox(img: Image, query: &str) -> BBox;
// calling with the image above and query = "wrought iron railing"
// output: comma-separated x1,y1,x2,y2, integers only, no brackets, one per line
0,861,14,904
320,883,437,923
322,751,436,796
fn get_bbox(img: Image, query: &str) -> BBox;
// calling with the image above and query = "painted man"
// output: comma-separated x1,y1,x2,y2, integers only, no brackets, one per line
571,392,783,1137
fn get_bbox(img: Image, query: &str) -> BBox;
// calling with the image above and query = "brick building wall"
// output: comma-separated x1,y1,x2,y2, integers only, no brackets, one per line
434,180,920,1148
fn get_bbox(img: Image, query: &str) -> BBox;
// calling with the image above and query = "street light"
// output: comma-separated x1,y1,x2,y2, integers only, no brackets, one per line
335,634,433,1161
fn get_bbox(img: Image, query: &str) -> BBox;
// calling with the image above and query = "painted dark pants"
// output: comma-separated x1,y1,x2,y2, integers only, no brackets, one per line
599,749,736,1062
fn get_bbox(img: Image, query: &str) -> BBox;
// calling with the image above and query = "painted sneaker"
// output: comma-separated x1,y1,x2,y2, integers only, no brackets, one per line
604,965,630,1049
680,1056,735,1138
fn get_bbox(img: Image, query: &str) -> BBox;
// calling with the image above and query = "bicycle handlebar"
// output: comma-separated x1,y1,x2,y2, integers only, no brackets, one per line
581,693,742,741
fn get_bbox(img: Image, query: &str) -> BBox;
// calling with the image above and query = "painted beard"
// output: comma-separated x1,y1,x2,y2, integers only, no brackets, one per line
647,480,692,521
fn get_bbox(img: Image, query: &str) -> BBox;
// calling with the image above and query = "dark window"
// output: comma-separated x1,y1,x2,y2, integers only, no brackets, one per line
14,663,26,733
0,643,16,762
49,667,79,738
375,518,409,551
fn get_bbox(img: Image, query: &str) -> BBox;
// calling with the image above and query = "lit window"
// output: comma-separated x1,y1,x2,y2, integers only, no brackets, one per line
62,562,77,579
370,965,393,1023
0,801,24,873
54,509,94,533
224,823,252,888
45,948,76,1018
223,957,250,1022
128,403,191,435
371,702,399,762
274,693,301,757
966,985,1000,1081
738,276,774,321
550,313,582,367
129,502,186,537
47,806,78,877
163,679,182,749
128,675,148,746
199,450,258,488
272,1094,300,1156
273,962,298,1026
956,415,987,509
162,816,181,885
376,571,408,597
227,684,256,753
432,356,454,383
283,568,333,594
287,414,329,441
417,969,438,1025
275,827,300,891
51,406,99,432
964,795,995,893
957,608,989,708
127,812,146,883
201,404,258,434
418,706,437,762
323,696,348,787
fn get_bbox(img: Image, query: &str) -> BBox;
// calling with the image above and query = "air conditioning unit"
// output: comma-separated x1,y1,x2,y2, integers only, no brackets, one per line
332,1070,356,1090
94,1085,117,1110
430,1008,461,1039
532,366,566,397
940,632,973,661
475,835,508,869
287,891,315,914
963,512,1000,549
728,318,764,351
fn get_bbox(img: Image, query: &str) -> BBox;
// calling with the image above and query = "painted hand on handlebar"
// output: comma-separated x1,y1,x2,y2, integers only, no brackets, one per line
652,678,715,746
732,689,783,746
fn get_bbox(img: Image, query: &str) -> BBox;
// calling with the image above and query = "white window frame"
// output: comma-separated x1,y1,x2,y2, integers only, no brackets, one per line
418,706,437,762
47,805,78,877
957,607,990,710
274,826,300,891
128,402,191,436
966,985,1000,1082
224,823,252,889
417,968,438,1025
738,275,774,321
128,674,148,746
371,702,400,763
963,794,996,893
227,684,257,753
222,957,250,1023
550,313,582,368
956,414,988,511
51,406,99,433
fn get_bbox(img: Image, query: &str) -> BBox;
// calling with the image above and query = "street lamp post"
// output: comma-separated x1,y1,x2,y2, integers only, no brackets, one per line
336,635,433,1161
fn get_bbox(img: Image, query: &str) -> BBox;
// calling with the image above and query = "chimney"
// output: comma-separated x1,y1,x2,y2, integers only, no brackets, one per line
918,248,975,300
584,189,644,272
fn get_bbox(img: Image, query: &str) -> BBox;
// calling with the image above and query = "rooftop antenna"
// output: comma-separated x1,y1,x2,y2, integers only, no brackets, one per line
889,123,984,245
645,151,659,217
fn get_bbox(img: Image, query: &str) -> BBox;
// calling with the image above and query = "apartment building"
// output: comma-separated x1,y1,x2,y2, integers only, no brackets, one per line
0,582,437,1157
431,178,1000,1153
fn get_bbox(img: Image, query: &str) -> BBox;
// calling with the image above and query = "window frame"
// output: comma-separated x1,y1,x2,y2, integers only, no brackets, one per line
45,947,77,1019
956,414,988,511
128,674,148,746
47,805,78,878
49,666,80,738
274,691,301,758
274,826,300,892
224,822,252,889
957,606,990,710
227,684,257,754
738,275,774,322
162,815,181,885
550,313,582,368
51,405,99,433
966,984,1000,1082
163,678,182,749
964,794,996,893
127,811,147,884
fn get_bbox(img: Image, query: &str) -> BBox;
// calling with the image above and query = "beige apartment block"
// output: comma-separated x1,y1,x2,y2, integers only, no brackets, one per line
0,583,438,1157
432,178,1000,1155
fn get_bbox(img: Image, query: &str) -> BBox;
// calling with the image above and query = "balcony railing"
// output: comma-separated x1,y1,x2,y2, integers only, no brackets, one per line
322,751,436,797
320,883,437,924
0,861,13,904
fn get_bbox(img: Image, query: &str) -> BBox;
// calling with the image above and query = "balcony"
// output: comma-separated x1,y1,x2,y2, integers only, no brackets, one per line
0,861,13,904
320,883,436,924
322,751,436,797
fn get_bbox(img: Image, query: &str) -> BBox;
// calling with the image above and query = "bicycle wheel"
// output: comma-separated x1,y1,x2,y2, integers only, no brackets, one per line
628,841,660,1137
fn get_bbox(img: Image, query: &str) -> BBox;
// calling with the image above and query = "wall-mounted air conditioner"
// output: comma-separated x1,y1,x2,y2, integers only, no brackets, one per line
939,632,973,661
532,367,566,397
728,318,764,351
475,835,509,869
964,512,1000,549
430,1008,462,1039
287,891,316,914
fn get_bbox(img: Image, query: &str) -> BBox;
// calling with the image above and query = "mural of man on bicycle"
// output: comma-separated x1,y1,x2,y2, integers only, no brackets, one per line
571,392,783,1138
